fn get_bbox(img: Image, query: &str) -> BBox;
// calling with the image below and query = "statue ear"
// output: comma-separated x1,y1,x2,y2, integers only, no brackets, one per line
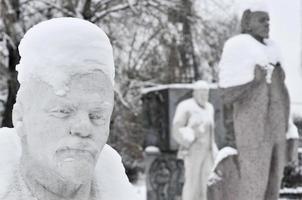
12,103,25,138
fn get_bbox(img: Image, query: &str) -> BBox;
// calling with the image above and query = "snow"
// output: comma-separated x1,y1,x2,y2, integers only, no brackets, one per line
17,17,115,96
291,104,302,120
0,128,20,196
141,83,218,94
286,118,299,140
280,187,302,194
144,146,161,154
133,173,147,200
212,147,238,171
192,80,209,90
218,34,281,88
265,64,275,84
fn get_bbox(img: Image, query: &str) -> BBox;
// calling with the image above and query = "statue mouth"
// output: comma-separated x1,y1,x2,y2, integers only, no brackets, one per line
56,146,98,162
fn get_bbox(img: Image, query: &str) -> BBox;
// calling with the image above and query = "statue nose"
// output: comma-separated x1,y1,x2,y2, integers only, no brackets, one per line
70,112,92,138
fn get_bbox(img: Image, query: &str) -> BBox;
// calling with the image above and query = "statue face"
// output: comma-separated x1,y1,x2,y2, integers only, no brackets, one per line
193,88,208,106
20,71,114,183
247,11,270,40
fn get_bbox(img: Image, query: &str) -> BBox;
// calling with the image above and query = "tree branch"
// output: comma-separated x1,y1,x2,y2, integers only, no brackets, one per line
39,0,75,17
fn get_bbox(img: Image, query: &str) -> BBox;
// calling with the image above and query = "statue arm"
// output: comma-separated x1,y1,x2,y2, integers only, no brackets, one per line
172,104,195,148
220,65,266,104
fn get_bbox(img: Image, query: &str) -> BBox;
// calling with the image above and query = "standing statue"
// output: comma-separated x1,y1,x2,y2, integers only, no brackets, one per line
209,3,299,200
172,81,217,200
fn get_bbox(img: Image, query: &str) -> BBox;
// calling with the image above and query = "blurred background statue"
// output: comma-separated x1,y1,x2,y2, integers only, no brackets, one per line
172,80,217,200
208,2,299,200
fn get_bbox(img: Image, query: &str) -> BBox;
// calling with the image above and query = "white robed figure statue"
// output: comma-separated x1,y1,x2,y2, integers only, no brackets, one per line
172,81,217,200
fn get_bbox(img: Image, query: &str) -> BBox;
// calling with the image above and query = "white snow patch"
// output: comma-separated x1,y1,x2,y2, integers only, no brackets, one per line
291,103,302,120
192,80,210,90
212,147,238,171
144,146,160,154
218,34,281,88
141,83,218,94
133,173,146,200
286,118,299,139
280,187,302,194
17,18,115,96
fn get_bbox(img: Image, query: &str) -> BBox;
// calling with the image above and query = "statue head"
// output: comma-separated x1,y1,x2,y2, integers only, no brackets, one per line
240,3,270,42
12,18,115,185
192,80,209,107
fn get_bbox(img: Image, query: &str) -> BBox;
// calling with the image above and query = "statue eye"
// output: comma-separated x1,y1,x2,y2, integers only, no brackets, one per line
59,109,71,114
89,112,102,120
89,112,106,124
50,107,74,118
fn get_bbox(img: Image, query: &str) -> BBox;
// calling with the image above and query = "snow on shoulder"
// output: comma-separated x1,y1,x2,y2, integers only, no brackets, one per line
96,145,140,200
17,17,115,96
218,34,281,88
0,128,139,200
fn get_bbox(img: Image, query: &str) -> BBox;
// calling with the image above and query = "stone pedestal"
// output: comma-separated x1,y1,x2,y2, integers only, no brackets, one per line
142,85,223,200
145,151,184,200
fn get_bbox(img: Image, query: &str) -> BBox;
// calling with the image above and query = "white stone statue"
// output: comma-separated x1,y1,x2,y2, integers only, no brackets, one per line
0,18,138,200
172,81,217,200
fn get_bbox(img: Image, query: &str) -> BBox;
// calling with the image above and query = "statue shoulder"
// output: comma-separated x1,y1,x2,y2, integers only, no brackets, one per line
95,144,140,200
224,34,255,52
0,128,21,198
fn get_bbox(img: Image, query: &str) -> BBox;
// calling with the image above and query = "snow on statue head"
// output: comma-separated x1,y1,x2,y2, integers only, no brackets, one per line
17,17,115,96
12,18,115,190
192,80,209,107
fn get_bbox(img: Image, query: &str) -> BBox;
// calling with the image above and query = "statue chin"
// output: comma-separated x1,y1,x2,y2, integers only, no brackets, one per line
56,158,95,184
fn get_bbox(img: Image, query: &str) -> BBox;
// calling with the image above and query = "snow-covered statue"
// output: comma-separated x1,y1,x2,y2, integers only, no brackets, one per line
0,18,139,200
172,81,217,200
208,2,299,200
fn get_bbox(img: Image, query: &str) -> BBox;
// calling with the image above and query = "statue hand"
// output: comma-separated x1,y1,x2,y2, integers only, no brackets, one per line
179,127,195,148
254,65,266,82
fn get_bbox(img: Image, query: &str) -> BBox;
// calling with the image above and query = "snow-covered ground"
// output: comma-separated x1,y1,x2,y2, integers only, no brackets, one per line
133,173,147,200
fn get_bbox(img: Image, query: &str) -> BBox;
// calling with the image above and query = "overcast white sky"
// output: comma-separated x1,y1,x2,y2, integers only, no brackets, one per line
267,0,302,106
